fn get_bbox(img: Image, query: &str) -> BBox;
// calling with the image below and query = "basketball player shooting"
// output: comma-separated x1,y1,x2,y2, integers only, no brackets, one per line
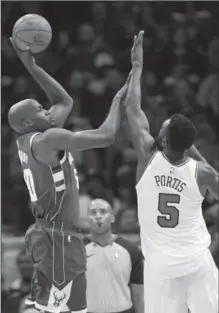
124,30,219,313
8,38,131,313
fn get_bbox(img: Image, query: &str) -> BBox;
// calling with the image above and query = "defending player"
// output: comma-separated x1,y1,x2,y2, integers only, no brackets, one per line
8,38,130,313
124,31,218,313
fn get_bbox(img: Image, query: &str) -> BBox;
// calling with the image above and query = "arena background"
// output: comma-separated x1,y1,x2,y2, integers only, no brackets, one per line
1,2,219,312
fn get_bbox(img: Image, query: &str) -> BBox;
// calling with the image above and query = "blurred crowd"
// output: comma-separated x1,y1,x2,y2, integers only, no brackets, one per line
1,4,219,307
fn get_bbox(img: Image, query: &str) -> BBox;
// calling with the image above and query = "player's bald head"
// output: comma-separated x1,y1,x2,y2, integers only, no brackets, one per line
89,198,112,212
8,99,38,133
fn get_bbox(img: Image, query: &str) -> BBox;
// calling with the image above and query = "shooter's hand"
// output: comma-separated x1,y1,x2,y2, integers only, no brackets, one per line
10,37,35,70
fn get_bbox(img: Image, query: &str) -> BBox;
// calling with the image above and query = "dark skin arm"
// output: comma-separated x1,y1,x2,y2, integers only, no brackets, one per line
124,31,155,183
32,75,131,165
198,162,219,200
10,38,73,128
124,32,215,184
187,145,207,162
187,145,218,174
130,284,144,313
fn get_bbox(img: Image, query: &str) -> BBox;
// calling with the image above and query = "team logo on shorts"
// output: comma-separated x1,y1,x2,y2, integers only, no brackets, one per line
53,290,66,307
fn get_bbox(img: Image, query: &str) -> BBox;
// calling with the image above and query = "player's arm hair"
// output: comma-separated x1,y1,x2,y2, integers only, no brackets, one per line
200,162,219,200
29,64,73,127
34,94,122,155
124,65,155,161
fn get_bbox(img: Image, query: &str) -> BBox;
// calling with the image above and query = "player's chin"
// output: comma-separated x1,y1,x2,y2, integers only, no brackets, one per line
94,223,106,233
40,125,51,132
50,118,56,127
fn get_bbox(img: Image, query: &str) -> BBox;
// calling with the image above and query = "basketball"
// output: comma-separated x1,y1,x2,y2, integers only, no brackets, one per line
12,14,52,54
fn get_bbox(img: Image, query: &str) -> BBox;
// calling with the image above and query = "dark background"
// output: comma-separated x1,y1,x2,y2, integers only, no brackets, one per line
1,2,219,311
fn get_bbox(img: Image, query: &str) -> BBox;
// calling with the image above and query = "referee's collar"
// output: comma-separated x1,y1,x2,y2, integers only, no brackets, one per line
89,234,118,247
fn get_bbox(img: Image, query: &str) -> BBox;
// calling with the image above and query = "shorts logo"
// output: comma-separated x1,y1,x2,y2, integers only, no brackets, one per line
53,290,66,307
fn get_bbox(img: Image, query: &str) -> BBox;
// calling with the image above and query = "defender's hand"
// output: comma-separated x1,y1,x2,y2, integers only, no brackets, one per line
131,30,144,69
10,37,35,70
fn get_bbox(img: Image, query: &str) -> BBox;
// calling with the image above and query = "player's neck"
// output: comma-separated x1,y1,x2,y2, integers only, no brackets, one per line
90,230,115,246
163,148,187,163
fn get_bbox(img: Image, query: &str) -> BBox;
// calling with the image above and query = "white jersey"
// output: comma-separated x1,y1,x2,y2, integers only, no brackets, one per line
136,151,211,279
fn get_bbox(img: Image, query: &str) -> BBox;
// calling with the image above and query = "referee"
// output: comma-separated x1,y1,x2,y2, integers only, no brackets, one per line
84,199,144,313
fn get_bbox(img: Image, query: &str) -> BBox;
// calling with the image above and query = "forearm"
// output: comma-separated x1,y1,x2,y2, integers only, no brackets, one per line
126,65,142,110
100,96,122,138
30,64,72,105
125,66,150,132
132,291,144,313
209,233,219,257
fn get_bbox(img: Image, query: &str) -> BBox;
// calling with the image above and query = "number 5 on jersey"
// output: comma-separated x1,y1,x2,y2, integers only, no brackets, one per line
23,168,38,202
157,193,180,228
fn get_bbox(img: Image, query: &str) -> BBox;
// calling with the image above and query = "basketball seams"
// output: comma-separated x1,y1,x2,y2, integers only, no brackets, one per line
15,34,50,47
13,15,46,36
12,14,52,53
15,29,51,34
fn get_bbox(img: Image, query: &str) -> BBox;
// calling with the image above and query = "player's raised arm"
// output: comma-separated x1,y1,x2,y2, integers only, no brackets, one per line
32,79,130,161
124,31,155,162
10,38,73,128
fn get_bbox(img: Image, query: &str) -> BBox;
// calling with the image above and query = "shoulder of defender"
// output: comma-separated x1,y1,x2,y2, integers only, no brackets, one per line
197,161,218,184
197,161,215,176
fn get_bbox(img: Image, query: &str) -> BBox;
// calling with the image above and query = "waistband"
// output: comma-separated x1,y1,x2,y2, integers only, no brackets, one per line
35,218,80,233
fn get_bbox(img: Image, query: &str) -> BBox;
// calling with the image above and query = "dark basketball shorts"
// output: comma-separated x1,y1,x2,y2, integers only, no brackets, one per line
24,219,87,313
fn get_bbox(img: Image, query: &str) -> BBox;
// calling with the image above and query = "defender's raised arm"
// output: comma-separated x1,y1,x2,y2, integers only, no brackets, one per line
32,75,131,162
124,31,155,165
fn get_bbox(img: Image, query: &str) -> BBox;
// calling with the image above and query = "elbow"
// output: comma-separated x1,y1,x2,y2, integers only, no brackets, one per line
66,98,73,108
61,97,73,109
105,132,115,146
99,127,115,146
109,134,115,145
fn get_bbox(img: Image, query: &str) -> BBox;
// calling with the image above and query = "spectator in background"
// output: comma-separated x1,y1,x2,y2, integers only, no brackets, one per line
86,173,114,205
115,163,137,213
196,37,219,141
116,208,140,234
84,199,144,313
2,248,33,313
1,275,7,311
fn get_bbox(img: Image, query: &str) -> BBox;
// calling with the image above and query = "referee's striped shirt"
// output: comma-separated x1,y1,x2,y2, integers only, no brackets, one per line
84,235,143,313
